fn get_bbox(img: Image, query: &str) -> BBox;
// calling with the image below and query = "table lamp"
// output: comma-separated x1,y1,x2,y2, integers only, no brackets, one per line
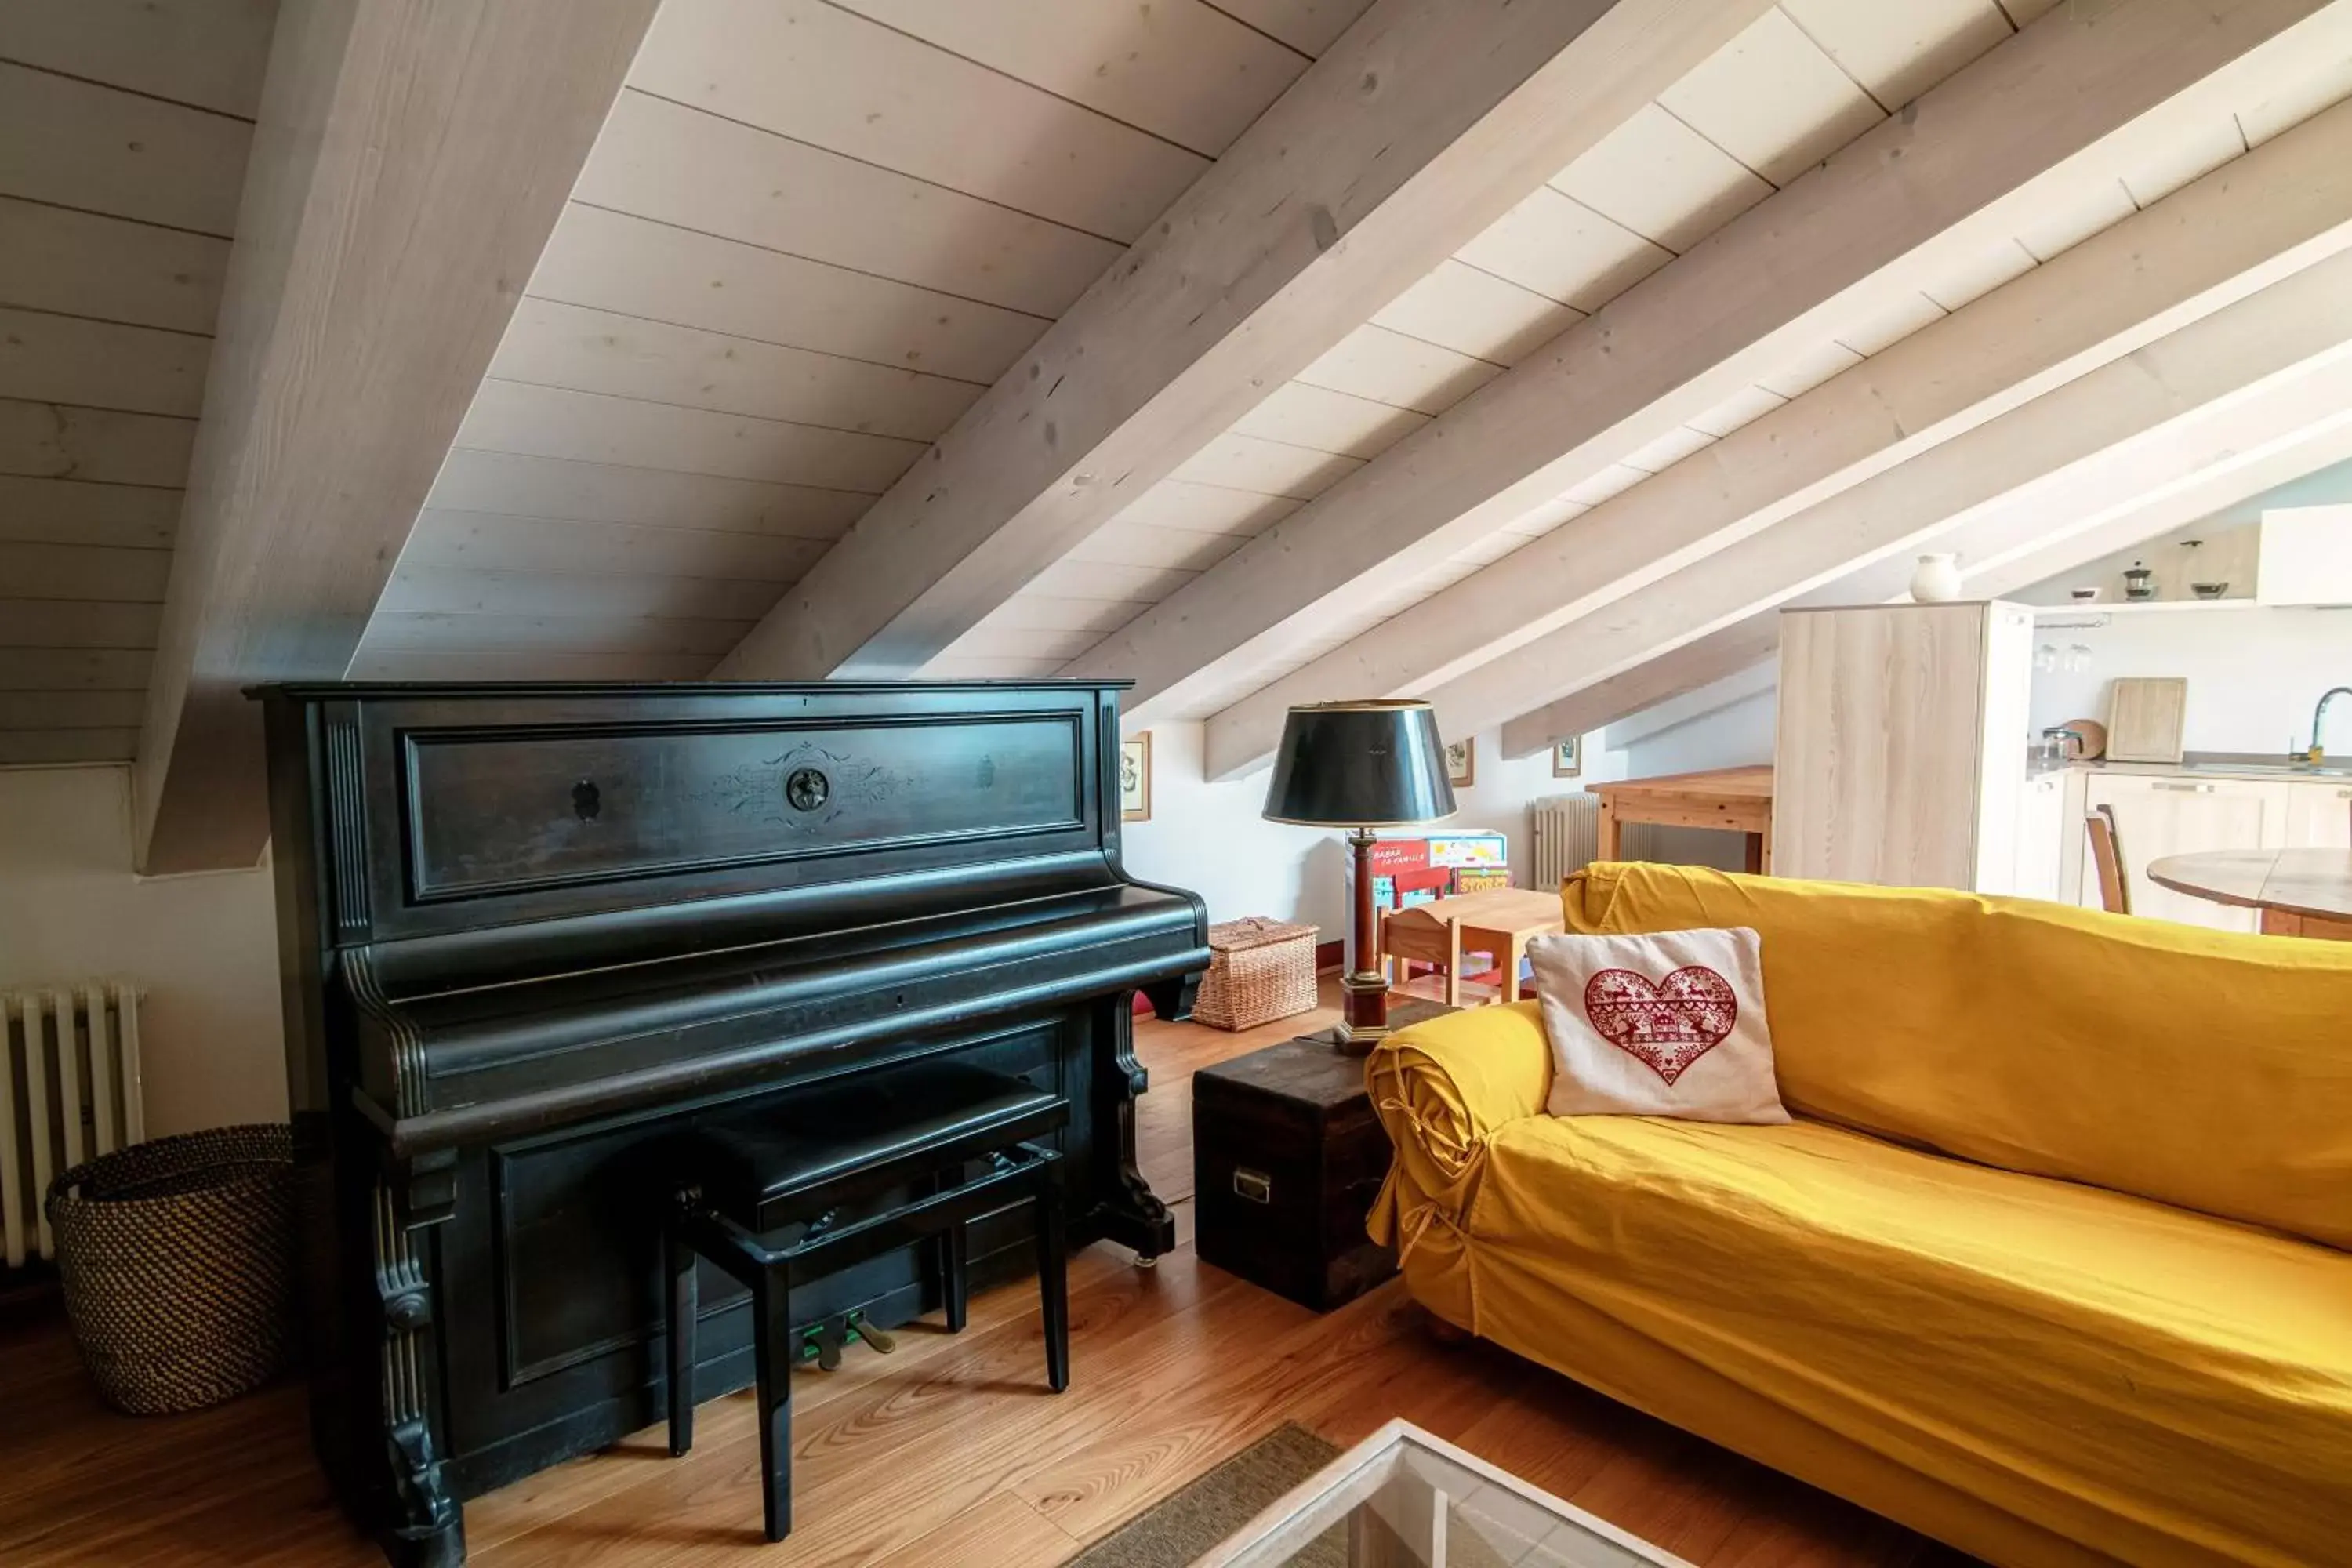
1263,700,1457,1053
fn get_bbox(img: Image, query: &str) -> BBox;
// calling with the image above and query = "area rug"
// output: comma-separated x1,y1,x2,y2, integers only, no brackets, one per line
1062,1423,1342,1567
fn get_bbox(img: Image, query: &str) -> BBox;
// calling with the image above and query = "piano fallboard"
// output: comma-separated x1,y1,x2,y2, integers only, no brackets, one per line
356,878,1203,1150
254,680,1207,1566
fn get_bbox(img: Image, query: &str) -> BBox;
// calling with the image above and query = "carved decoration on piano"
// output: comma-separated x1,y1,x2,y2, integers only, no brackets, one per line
690,742,908,832
345,946,426,1120
372,1181,460,1566
327,716,374,939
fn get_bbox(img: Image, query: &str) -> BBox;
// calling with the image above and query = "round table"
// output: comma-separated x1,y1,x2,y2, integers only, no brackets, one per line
2146,848,2352,939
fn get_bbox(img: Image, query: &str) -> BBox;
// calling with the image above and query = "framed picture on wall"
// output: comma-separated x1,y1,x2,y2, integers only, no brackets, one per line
1120,733,1152,822
1551,736,1581,779
1443,738,1475,789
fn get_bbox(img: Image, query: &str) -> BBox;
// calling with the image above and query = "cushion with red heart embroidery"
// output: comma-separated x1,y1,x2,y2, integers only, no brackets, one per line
1583,966,1738,1084
1528,927,1788,1123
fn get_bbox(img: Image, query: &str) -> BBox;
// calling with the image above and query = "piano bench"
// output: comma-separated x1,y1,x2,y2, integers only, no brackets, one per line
664,1062,1072,1544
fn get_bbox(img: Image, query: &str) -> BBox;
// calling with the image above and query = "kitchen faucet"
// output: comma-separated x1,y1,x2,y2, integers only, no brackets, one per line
2307,686,2352,764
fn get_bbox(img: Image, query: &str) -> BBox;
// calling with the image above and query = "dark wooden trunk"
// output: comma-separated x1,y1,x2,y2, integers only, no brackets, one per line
1192,1036,1404,1312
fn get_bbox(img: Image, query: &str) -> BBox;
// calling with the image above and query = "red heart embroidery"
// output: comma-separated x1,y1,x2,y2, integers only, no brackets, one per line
1582,967,1738,1085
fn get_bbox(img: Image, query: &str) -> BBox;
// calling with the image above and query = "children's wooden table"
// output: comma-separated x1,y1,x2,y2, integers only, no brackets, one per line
1379,887,1566,1006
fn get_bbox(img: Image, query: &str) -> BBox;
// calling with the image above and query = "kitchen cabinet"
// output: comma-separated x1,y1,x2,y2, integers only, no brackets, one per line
1773,601,2035,891
2255,505,2352,606
2079,774,2289,931
2012,771,2067,902
2286,779,2352,848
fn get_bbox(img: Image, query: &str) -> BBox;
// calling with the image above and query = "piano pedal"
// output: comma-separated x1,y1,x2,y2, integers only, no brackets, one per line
848,1312,896,1355
799,1321,845,1371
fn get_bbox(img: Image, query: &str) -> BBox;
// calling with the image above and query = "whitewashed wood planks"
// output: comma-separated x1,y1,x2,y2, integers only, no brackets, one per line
408,0,1357,677
0,0,278,118
628,0,1208,244
528,205,1047,385
0,64,252,236
575,93,1118,320
0,3,275,764
829,0,1311,158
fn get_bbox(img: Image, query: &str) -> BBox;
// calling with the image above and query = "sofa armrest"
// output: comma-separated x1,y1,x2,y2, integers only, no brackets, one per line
1366,1001,1552,1239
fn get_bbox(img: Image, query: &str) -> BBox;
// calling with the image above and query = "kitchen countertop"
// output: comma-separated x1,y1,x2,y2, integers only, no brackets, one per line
2028,751,2352,783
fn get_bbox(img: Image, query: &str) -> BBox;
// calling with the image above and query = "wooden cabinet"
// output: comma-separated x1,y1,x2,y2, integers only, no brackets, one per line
2285,779,2352,848
2256,505,2352,607
2078,775,2289,931
1773,600,2036,891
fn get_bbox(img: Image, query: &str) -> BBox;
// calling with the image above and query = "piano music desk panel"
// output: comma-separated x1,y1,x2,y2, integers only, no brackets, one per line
253,681,1207,1568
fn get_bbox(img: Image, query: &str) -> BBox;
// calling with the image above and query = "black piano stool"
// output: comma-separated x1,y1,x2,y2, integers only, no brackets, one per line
665,1061,1073,1542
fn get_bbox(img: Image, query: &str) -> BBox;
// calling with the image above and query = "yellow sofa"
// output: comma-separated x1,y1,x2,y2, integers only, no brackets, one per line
1367,863,2352,1567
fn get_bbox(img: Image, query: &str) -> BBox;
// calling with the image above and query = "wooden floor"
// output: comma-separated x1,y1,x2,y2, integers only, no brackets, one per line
0,987,1970,1567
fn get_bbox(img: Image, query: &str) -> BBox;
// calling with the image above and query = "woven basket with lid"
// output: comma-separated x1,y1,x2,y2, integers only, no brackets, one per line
1191,917,1319,1031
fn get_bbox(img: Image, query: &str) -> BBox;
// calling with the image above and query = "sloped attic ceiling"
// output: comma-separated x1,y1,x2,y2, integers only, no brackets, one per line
90,0,2352,871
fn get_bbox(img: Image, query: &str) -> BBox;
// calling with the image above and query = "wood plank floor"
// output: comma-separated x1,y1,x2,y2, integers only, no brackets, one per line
0,987,1970,1566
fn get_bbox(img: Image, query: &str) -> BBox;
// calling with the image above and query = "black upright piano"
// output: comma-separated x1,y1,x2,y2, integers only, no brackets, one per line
253,681,1208,1567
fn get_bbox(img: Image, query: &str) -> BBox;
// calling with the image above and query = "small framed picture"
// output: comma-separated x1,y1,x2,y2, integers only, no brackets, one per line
1551,736,1581,779
1120,733,1152,822
1443,738,1475,789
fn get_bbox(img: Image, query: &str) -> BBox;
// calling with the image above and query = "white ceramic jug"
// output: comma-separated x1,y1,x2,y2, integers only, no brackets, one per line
1910,553,1962,602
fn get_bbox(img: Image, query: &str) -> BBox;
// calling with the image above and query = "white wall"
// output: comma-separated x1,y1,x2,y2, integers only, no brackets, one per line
2027,607,2352,754
1121,720,1581,938
1602,689,1779,779
0,765,285,1137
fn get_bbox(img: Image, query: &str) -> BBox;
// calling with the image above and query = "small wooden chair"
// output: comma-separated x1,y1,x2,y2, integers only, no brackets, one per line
667,1062,1069,1542
2086,804,2131,916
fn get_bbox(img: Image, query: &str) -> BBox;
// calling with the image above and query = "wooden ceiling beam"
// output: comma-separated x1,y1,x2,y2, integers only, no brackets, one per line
1201,94,2352,776
712,0,1778,681
1101,0,2340,730
1501,418,2352,755
1472,283,2352,758
1500,623,1778,757
132,0,659,873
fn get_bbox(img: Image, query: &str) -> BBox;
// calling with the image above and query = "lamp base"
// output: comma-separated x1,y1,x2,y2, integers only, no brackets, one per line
1327,970,1392,1057
1297,994,1463,1057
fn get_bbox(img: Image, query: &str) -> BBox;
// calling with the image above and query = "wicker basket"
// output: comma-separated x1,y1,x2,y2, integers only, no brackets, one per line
46,1123,296,1415
1192,917,1319,1031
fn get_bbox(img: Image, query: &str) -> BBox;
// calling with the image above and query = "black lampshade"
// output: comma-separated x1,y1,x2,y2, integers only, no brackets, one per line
1262,701,1458,828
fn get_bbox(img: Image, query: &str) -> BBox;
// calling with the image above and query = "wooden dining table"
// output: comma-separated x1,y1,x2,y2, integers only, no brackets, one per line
2147,848,2352,940
1587,766,1774,873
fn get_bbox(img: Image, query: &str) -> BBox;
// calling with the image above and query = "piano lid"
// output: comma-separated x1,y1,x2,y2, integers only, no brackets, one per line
255,680,1151,964
254,681,1209,1147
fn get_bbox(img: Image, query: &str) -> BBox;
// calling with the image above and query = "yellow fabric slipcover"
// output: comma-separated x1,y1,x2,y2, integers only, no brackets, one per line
1367,866,2352,1567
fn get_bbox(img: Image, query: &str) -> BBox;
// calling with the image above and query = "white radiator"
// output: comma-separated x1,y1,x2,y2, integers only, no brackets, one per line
3,982,145,1269
1528,793,1601,891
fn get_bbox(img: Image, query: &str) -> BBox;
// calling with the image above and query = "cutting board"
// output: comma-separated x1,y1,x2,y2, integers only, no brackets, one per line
2107,678,2188,762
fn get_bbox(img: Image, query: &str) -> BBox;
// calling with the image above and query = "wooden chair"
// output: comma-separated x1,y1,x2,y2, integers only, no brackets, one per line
1380,888,1564,1006
2086,804,2131,916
